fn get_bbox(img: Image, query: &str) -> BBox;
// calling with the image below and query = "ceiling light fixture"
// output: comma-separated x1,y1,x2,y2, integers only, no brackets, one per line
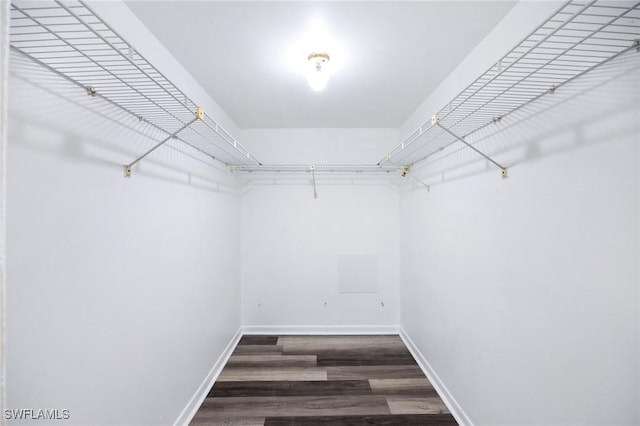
307,52,330,92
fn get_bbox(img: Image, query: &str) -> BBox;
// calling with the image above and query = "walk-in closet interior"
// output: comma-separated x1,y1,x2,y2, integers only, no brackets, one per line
1,0,639,425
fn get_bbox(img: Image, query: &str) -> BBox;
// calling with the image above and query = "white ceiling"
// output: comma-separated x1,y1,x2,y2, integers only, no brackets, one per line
125,1,516,129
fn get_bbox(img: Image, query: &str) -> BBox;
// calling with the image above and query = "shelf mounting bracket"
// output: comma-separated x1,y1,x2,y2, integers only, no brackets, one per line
436,123,508,179
124,107,204,178
401,164,430,192
310,165,318,199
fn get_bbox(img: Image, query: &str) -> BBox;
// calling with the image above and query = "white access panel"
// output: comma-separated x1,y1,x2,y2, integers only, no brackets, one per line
338,253,379,293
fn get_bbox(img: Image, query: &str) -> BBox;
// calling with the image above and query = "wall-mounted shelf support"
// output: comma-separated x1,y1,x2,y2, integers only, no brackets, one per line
310,165,318,199
379,1,639,180
401,164,431,191
436,123,508,179
9,0,639,183
10,1,262,173
124,107,203,178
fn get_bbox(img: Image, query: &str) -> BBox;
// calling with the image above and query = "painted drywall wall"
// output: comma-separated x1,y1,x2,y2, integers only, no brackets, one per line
240,128,399,165
399,12,640,426
0,0,9,414
5,3,243,425
240,128,401,327
6,54,241,426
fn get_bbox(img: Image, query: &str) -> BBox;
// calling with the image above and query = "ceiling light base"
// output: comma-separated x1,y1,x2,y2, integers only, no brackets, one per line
308,52,330,64
307,52,331,91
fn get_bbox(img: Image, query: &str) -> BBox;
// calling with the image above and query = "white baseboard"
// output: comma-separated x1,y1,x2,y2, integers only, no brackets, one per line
173,327,243,426
241,325,400,335
398,327,473,426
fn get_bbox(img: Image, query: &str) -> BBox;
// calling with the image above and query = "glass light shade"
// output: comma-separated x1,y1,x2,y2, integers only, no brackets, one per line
307,54,330,91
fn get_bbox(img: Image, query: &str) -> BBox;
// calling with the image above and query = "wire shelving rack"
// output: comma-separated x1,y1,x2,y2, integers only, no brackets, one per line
8,0,640,179
9,0,261,177
381,0,640,178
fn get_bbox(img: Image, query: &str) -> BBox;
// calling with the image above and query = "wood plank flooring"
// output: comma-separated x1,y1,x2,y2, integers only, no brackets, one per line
190,335,457,426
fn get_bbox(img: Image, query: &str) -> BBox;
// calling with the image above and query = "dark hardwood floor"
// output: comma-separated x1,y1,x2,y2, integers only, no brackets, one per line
190,335,457,425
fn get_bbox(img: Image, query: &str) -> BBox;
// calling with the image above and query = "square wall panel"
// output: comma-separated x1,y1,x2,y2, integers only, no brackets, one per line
338,252,378,293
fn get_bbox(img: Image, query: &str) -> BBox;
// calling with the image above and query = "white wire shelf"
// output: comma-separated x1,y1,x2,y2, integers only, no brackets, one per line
237,164,403,173
382,0,640,174
9,0,261,172
8,0,640,178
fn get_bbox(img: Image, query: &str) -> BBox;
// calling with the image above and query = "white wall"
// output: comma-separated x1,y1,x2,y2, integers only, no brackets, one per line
398,3,640,424
5,3,243,425
240,128,401,328
241,127,398,165
0,0,9,414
